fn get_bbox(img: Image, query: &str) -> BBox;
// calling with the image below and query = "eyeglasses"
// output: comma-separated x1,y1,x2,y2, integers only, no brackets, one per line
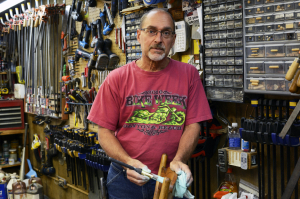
140,28,175,38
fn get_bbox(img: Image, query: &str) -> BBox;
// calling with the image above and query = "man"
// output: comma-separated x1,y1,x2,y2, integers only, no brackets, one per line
87,8,212,199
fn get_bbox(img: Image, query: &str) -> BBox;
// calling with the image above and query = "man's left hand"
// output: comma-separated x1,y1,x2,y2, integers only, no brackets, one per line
170,160,193,187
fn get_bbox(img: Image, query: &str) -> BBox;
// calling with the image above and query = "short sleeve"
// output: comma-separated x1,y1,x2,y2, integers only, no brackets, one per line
87,78,120,131
185,73,212,126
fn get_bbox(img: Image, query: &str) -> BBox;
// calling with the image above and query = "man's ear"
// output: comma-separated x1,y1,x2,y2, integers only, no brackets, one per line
171,34,176,47
137,29,142,44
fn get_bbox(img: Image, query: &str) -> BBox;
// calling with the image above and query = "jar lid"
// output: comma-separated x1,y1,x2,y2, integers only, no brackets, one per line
9,149,17,152
32,180,36,183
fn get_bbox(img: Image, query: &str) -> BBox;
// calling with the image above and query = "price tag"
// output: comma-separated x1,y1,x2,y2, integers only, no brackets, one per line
241,152,248,170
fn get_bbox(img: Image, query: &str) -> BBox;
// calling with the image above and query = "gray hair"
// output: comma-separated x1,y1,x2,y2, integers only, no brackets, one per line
139,8,175,31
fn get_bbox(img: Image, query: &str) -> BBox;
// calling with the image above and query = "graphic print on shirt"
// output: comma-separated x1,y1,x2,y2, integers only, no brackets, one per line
124,90,187,136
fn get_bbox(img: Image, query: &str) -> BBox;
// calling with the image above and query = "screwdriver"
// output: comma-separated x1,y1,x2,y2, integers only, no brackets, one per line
108,157,164,183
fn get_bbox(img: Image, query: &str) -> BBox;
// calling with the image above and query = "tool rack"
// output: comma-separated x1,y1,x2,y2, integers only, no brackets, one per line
243,0,300,95
202,0,245,103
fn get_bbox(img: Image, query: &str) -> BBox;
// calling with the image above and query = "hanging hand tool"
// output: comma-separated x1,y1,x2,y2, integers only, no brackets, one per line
61,5,71,52
95,19,109,70
71,0,83,22
104,39,120,71
90,20,98,48
111,0,118,20
100,3,115,36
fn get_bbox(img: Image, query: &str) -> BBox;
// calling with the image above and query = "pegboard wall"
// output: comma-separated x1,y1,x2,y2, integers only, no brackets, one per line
65,0,126,131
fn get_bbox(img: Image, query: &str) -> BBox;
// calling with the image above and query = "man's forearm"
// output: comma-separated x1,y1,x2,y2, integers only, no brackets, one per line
98,126,132,164
173,123,200,163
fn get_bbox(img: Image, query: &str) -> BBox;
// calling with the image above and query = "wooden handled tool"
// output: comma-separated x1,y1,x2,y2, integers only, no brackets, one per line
154,154,168,199
286,57,300,81
289,70,300,93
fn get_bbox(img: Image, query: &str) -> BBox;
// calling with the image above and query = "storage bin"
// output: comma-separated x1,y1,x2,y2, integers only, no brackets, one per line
295,2,300,10
264,61,285,74
212,49,220,56
235,20,243,28
211,40,220,47
247,62,265,74
285,12,295,20
227,39,235,47
219,13,226,21
226,3,234,11
205,58,212,65
204,6,211,13
286,44,300,57
211,0,218,4
205,49,213,56
205,66,213,73
212,32,219,39
246,35,255,42
204,24,212,31
274,32,285,41
235,12,243,19
265,0,274,3
235,65,243,74
212,23,220,30
223,88,234,100
227,21,235,29
212,14,219,22
227,57,235,65
285,22,295,30
220,57,228,65
234,2,242,9
219,39,227,47
215,75,225,87
227,48,235,56
275,13,285,21
203,0,211,4
205,32,212,40
285,3,294,11
235,30,243,38
245,8,254,16
233,75,244,88
245,0,254,7
275,23,285,31
255,7,264,14
287,32,297,40
266,78,286,91
226,12,235,20
220,66,227,73
205,75,215,86
224,75,233,87
219,22,227,30
275,4,285,12
255,16,265,23
265,6,274,13
212,58,220,65
264,33,274,41
235,47,243,56
246,46,265,58
246,17,256,25
211,5,219,12
255,0,263,5
247,78,266,90
220,48,227,56
205,15,212,22
206,87,215,98
213,65,220,73
214,88,225,99
246,26,255,33
234,88,244,101
256,34,264,42
205,41,212,48
235,38,243,47
227,30,235,38
296,12,300,19
219,4,226,12
265,15,275,23
265,45,285,57
265,24,275,32
227,65,235,73
255,25,265,33
219,31,227,39
235,57,243,65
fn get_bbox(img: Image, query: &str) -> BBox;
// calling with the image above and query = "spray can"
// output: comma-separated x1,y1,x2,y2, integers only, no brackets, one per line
12,179,26,199
27,180,43,199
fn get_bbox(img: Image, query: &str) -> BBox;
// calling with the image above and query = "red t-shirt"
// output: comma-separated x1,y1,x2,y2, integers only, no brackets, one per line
87,59,212,174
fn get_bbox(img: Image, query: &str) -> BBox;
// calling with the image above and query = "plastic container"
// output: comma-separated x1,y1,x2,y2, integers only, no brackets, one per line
234,2,242,10
247,78,266,90
27,180,43,199
266,44,285,57
3,141,8,152
219,13,226,21
12,179,26,199
204,24,212,31
235,30,243,38
219,4,226,12
212,0,218,4
265,0,274,3
215,75,224,87
235,57,243,65
224,75,233,87
286,44,300,57
211,5,219,12
265,15,275,23
246,46,265,58
264,33,274,41
219,39,227,47
255,34,264,42
227,66,235,73
227,21,234,29
265,61,285,74
275,4,285,12
212,58,220,65
204,6,211,13
235,66,243,74
9,149,17,162
205,58,212,65
266,78,286,91
7,174,18,199
246,17,256,25
255,16,265,24
234,11,242,19
266,24,275,32
285,12,295,20
227,39,235,48
205,75,215,86
235,38,243,47
226,2,234,11
226,12,235,20
28,175,42,186
205,49,213,57
255,0,263,5
246,26,255,34
219,22,226,30
247,62,265,74
255,25,265,33
235,48,243,56
285,22,295,30
228,123,240,150
245,8,254,15
204,14,212,22
265,5,274,13
220,66,227,73
274,32,285,41
275,23,285,31
205,32,212,40
233,75,243,88
205,40,212,48
296,12,300,19
220,58,227,65
205,66,213,74
245,0,254,7
285,2,294,11
220,48,227,56
227,48,235,56
212,14,219,22
235,20,243,29
223,88,234,100
246,35,255,42
227,57,235,65
227,30,235,38
3,152,9,159
286,32,296,40
212,49,220,56
255,7,264,14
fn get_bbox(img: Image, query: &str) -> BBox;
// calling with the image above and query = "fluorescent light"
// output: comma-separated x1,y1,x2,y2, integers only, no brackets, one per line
0,0,24,13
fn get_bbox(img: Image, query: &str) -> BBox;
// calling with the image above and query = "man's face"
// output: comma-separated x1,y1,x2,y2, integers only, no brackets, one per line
137,11,176,62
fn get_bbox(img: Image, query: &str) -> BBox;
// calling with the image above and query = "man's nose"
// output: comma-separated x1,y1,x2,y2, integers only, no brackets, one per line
154,32,163,43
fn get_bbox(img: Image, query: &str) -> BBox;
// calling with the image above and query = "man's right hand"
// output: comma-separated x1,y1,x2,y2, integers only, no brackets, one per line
126,159,150,186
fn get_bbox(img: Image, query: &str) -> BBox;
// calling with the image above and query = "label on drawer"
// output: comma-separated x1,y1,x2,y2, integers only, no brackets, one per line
275,14,284,20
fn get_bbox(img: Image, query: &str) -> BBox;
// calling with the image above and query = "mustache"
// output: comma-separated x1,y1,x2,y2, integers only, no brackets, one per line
149,44,165,51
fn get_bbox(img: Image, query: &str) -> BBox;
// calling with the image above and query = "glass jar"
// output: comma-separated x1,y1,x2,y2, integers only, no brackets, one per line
9,149,17,161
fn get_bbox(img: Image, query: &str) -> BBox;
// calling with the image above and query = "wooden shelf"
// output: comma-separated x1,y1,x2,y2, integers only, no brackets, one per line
1,162,21,168
0,129,25,136
0,72,16,74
